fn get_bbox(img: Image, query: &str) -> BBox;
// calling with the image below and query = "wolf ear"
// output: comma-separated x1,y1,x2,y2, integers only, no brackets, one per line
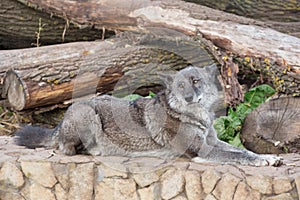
204,63,223,91
204,64,218,76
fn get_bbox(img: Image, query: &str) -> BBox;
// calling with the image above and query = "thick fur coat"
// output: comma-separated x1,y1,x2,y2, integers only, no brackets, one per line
15,66,282,166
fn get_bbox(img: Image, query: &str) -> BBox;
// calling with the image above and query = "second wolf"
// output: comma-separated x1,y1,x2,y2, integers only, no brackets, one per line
15,65,282,166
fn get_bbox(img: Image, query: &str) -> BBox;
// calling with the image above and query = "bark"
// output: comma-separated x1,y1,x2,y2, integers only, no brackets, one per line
186,0,300,38
1,31,216,110
2,0,299,49
0,0,294,108
14,0,299,64
0,0,114,49
241,96,300,154
1,0,300,108
234,55,300,96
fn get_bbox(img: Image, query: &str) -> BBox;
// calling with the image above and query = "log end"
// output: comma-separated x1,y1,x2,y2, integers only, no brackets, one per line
241,97,300,154
4,70,26,111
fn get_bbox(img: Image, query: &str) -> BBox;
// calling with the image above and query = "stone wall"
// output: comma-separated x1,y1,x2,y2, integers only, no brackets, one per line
0,136,299,200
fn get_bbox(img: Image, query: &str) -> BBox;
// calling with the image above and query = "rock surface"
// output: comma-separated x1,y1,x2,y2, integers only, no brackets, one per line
185,170,203,200
0,161,24,188
212,173,241,200
0,136,300,200
21,161,57,188
160,168,185,199
69,163,94,200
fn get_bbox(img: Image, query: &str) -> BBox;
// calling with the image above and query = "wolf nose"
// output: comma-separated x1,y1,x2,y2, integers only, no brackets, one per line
184,95,194,103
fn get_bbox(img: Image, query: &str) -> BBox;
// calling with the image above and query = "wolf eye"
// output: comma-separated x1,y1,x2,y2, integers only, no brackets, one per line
192,79,200,84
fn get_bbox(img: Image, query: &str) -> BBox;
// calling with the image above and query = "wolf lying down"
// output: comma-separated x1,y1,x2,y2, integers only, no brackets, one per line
15,65,282,166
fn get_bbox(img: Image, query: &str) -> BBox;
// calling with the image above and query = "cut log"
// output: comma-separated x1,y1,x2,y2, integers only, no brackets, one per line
4,0,298,49
186,0,300,38
1,31,217,110
11,0,300,101
1,0,300,109
241,96,300,154
0,0,114,49
17,0,300,66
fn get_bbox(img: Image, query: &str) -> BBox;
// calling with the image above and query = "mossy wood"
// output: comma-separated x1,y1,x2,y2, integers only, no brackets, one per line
1,32,215,110
241,97,300,154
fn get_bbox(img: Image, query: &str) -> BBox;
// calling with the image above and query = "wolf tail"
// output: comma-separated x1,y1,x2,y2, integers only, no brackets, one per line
14,125,58,149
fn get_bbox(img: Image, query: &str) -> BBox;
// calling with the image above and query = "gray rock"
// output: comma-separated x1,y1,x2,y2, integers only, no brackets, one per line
98,164,128,178
262,193,294,200
29,183,56,200
273,177,293,194
95,178,138,200
0,192,25,200
246,175,273,194
21,161,57,188
171,195,188,200
233,181,261,200
52,163,70,190
138,183,161,200
201,169,221,194
133,171,159,187
160,168,185,200
212,173,241,200
294,176,300,200
0,162,24,188
204,194,217,200
69,163,94,200
185,170,203,200
55,183,67,200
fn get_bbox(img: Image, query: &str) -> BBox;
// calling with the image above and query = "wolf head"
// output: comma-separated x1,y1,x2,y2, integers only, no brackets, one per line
162,65,224,116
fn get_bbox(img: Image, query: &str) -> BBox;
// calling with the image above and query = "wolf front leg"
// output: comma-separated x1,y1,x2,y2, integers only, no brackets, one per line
192,128,283,167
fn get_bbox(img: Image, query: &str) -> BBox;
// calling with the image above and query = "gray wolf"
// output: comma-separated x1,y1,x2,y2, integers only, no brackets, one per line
15,65,282,166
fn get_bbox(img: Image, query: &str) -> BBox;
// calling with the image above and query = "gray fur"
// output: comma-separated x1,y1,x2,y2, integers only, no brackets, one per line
15,65,282,166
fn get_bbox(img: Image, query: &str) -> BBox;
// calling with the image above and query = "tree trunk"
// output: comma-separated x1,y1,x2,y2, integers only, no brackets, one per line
1,31,216,110
186,0,300,38
1,0,300,108
0,0,114,49
14,0,299,64
241,96,300,154
3,0,299,49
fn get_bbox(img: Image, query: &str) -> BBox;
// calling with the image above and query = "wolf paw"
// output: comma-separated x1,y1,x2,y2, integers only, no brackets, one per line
255,154,283,167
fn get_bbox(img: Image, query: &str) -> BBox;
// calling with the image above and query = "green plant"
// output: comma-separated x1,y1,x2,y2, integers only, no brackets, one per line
122,94,143,101
214,84,276,148
122,91,156,101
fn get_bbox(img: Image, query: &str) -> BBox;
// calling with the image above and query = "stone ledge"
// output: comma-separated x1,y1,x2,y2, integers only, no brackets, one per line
0,136,299,200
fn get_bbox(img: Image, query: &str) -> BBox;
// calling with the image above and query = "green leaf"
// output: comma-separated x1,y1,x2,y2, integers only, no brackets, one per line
244,84,275,108
123,91,156,100
236,103,253,120
148,91,156,97
227,109,240,125
214,116,236,142
251,84,276,95
214,117,226,137
229,133,245,149
123,94,142,101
